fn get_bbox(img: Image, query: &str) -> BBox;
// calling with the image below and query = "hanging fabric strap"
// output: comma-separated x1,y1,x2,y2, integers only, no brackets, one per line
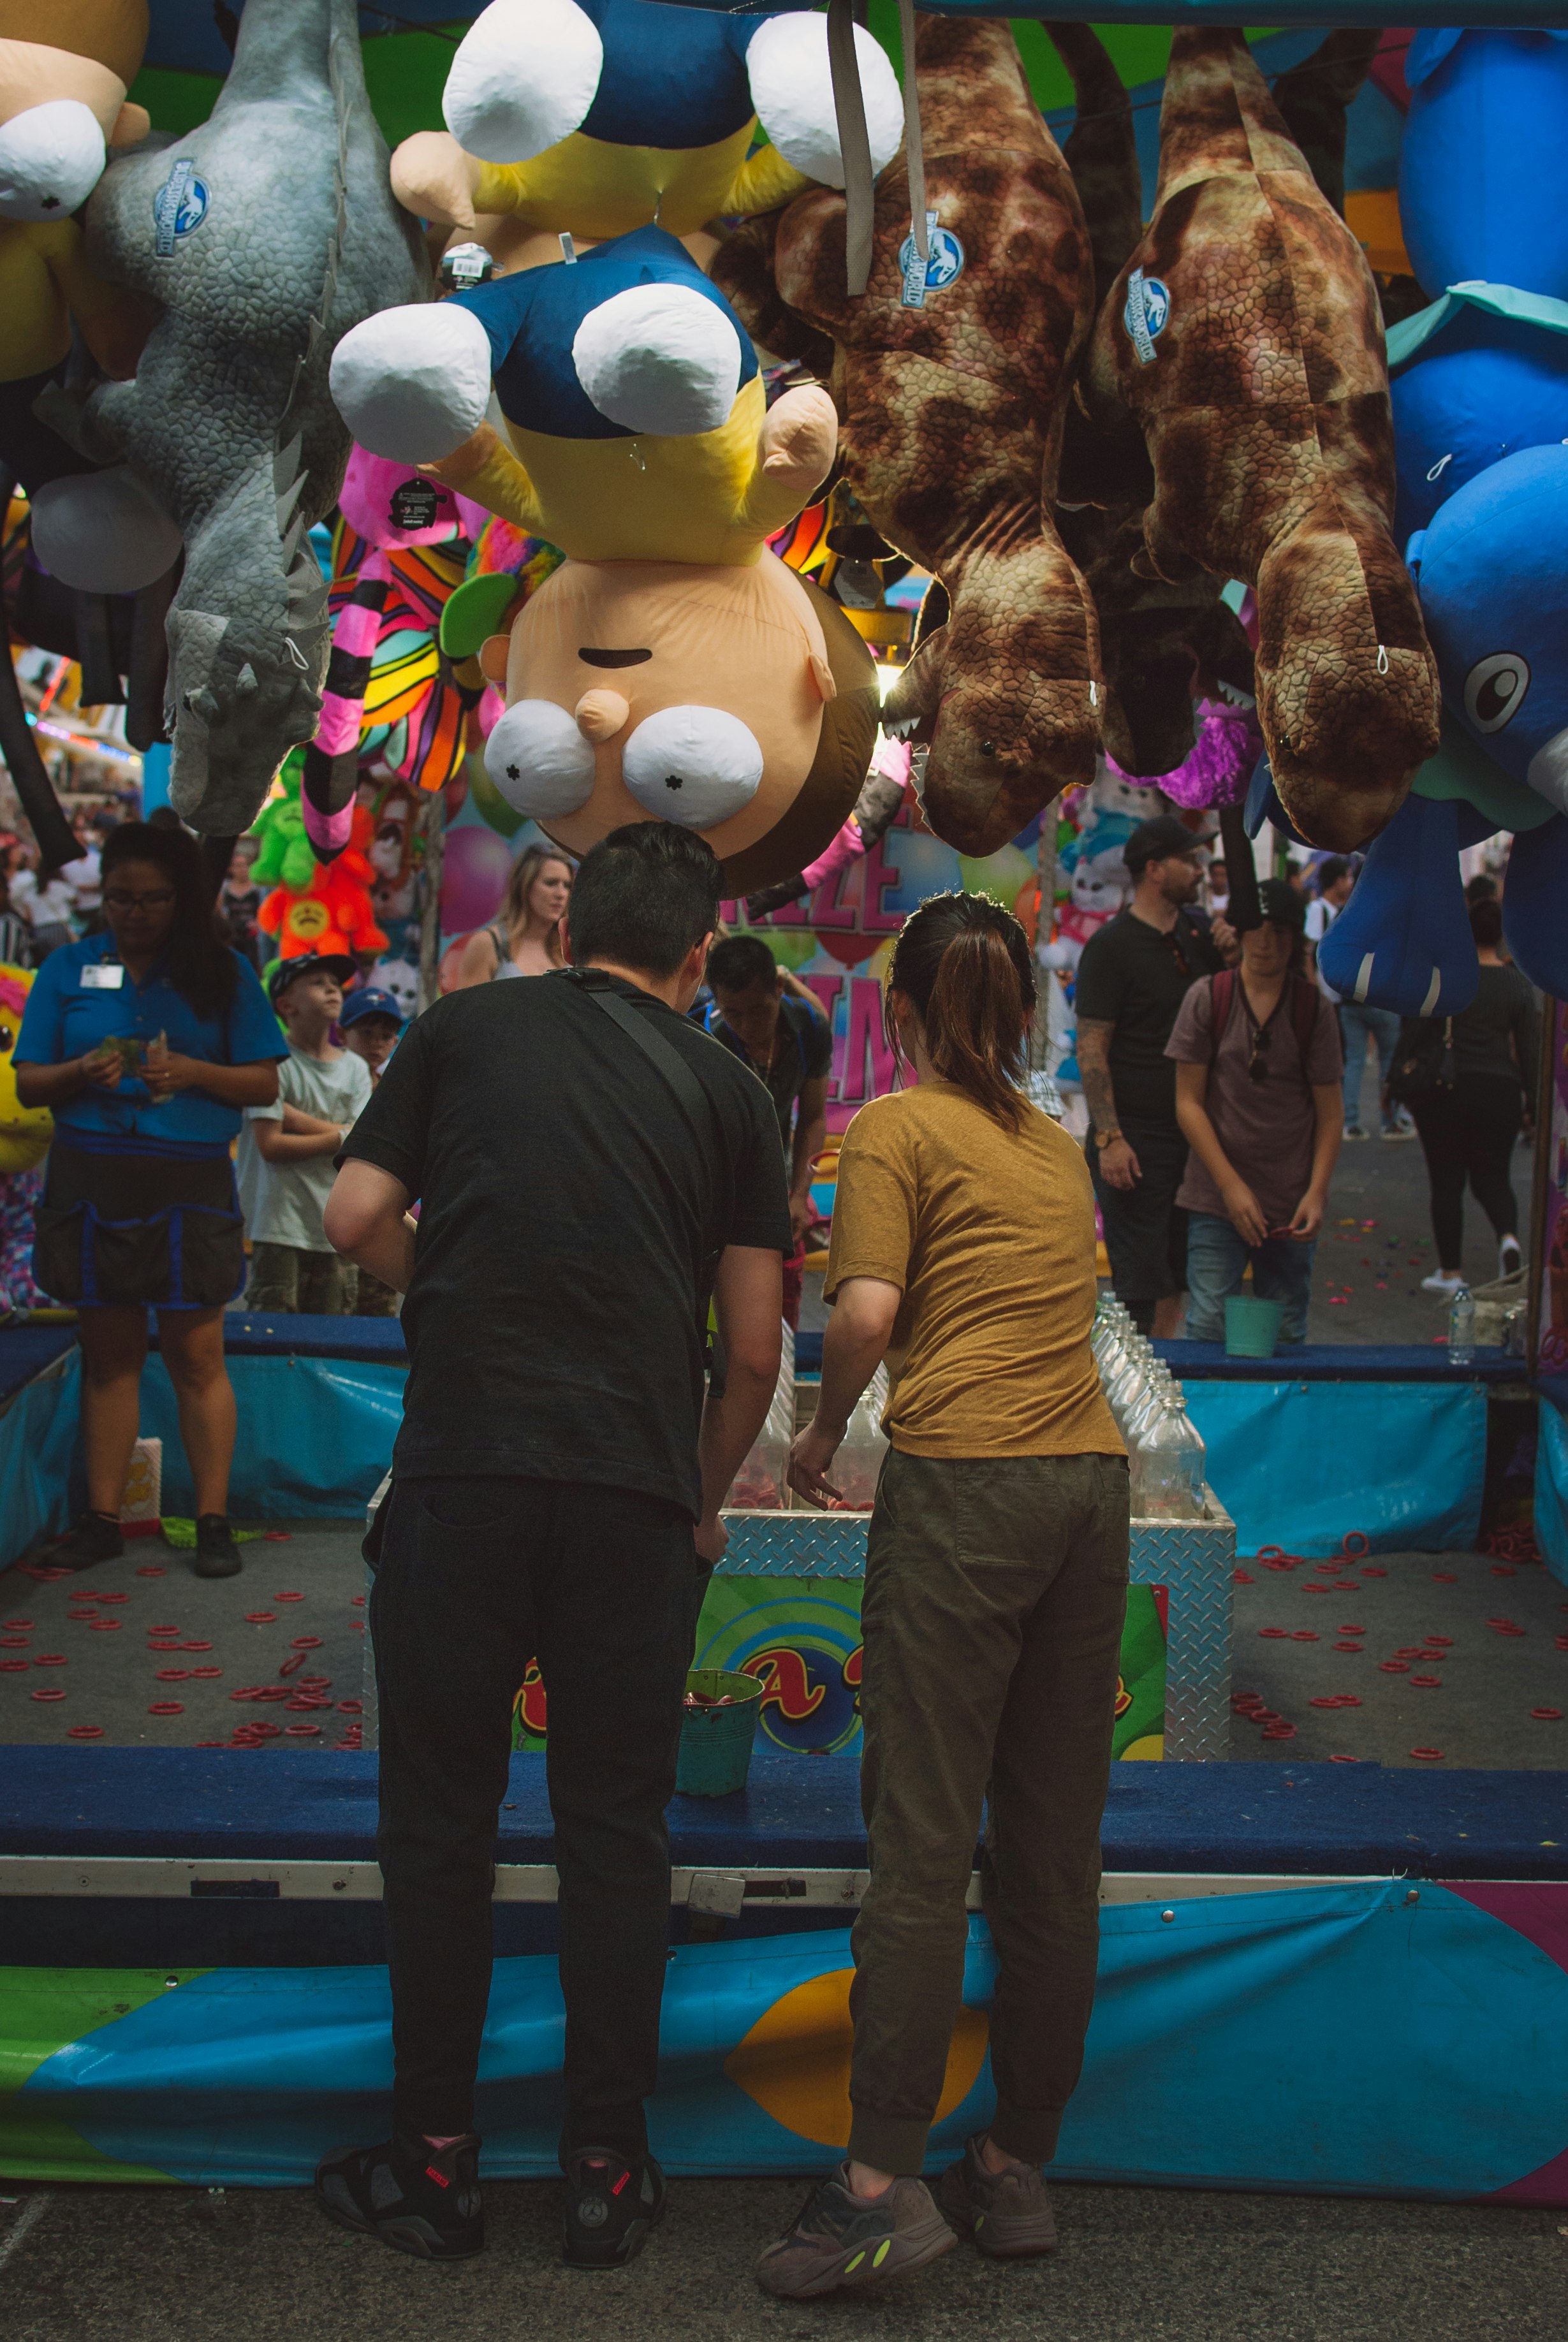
827,0,876,296
898,0,927,263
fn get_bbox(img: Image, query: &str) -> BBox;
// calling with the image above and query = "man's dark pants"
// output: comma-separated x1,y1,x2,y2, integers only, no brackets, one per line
371,1475,700,2163
1089,1115,1190,1335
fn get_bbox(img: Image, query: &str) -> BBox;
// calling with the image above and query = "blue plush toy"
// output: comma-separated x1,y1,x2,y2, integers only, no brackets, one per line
1398,30,1568,301
1407,442,1568,819
1389,287,1568,543
1315,789,1484,1020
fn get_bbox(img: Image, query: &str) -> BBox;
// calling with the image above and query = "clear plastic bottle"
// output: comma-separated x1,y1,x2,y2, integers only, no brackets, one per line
1129,1384,1206,1519
728,1319,796,1508
833,1363,891,1510
1447,1284,1476,1367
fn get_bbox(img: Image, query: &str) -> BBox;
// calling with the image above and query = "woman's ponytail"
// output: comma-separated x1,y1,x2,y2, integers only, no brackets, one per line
885,891,1036,1128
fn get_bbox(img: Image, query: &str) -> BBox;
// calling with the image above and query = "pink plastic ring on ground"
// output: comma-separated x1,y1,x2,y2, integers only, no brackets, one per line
1340,1532,1370,1557
67,1725,104,1739
1531,1708,1564,1722
147,1701,184,1715
30,1688,66,1702
1409,1747,1444,1761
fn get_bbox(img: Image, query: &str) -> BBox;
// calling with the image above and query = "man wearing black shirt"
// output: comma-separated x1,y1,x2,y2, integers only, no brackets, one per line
705,933,833,1328
1076,816,1231,1336
319,826,790,2270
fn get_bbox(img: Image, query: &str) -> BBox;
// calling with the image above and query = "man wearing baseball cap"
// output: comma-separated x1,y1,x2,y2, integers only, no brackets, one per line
1075,816,1234,1335
238,952,371,1312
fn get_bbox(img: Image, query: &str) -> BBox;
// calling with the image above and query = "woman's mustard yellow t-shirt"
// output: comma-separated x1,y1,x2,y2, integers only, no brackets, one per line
824,1080,1121,1459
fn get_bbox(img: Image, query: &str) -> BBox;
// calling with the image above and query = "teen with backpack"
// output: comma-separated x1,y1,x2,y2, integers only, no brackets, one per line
1165,879,1344,1344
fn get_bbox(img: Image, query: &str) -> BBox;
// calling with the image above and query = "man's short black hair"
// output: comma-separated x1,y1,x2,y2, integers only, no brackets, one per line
567,822,721,977
1124,814,1201,877
1317,856,1351,891
707,934,781,995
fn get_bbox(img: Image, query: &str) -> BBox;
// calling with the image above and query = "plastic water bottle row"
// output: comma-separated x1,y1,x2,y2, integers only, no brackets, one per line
1092,1296,1208,1521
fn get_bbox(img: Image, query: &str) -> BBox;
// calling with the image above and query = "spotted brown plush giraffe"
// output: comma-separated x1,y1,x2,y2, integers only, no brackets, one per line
1084,27,1440,849
714,15,1101,856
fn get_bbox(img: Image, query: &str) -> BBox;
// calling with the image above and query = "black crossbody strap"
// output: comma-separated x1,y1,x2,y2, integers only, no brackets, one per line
578,981,718,1152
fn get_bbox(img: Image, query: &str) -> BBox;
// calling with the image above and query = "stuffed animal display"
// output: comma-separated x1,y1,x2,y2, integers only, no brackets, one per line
249,757,388,967
0,0,151,495
389,0,902,256
1083,27,1440,853
476,548,879,893
332,224,837,567
715,15,1103,858
55,0,428,839
302,446,488,860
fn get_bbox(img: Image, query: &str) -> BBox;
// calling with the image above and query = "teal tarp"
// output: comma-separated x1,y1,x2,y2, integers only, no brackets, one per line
1183,1378,1486,1556
1535,1397,1568,1586
0,1352,79,1568
8,1885,1568,2198
136,1354,405,1521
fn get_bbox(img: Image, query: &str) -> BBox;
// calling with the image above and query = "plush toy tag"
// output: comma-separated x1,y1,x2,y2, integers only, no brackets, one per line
390,481,440,532
1124,268,1171,366
900,215,964,310
153,157,208,258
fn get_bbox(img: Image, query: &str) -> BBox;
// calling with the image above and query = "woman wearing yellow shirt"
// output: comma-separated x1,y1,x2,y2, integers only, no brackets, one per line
758,893,1128,2301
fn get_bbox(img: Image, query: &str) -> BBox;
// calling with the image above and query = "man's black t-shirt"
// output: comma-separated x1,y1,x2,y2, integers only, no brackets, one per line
340,967,791,1518
708,993,833,1150
1075,909,1224,1123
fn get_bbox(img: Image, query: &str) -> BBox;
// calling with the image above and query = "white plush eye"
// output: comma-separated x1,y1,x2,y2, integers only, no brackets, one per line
0,100,107,223
1463,650,1530,735
29,470,184,594
329,304,493,464
572,286,742,436
443,0,604,164
745,17,905,187
622,708,763,828
485,700,597,817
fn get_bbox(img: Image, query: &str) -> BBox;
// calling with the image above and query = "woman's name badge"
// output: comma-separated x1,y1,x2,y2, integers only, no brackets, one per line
79,965,125,990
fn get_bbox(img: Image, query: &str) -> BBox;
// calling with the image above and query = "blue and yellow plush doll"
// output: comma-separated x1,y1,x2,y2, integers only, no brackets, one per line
390,0,902,252
330,223,837,566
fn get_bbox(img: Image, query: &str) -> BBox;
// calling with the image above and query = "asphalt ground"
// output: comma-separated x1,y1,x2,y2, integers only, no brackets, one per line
2,2169,1565,2342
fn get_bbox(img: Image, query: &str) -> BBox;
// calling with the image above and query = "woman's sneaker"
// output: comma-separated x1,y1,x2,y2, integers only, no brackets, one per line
315,2132,483,2259
1499,1235,1523,1278
938,2134,1059,2259
1421,1270,1465,1298
37,1511,124,1572
756,2164,956,2298
562,2146,665,2269
193,1514,242,1579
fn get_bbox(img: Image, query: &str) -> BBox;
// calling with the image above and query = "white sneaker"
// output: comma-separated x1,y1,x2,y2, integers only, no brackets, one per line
1342,1123,1369,1141
1421,1271,1464,1298
1498,1237,1523,1279
1379,1122,1416,1141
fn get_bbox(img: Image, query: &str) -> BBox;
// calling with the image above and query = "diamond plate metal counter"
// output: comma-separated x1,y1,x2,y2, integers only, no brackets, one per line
719,1493,1235,1762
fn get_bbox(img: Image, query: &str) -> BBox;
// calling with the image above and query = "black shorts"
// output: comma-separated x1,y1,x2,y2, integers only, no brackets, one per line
1089,1115,1190,1304
34,1145,244,1311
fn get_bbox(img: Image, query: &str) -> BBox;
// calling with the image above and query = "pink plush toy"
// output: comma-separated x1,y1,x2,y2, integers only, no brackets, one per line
303,448,490,860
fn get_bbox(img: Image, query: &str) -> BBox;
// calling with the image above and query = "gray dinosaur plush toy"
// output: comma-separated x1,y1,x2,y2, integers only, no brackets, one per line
70,0,428,835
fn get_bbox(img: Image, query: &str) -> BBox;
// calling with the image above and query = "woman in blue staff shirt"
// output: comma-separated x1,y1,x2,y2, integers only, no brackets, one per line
14,823,285,1578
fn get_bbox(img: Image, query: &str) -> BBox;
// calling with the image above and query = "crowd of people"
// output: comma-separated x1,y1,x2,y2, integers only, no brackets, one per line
1078,817,1535,1340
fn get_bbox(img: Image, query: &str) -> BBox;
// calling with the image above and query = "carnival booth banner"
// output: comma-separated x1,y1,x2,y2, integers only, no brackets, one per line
6,1880,1568,2195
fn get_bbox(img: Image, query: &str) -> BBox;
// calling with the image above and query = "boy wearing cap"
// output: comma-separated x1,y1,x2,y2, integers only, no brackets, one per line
339,988,407,1317
239,953,372,1313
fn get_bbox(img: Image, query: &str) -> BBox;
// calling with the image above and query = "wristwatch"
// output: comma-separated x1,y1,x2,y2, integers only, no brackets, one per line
1094,1128,1123,1147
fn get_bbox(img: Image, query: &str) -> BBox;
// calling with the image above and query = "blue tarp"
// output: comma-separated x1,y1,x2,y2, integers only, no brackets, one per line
0,1349,78,1569
136,1354,405,1521
1536,1390,1568,1587
1182,1377,1486,1556
8,1884,1568,2197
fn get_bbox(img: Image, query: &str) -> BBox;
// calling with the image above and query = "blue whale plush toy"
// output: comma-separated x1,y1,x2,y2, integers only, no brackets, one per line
1407,442,1568,819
